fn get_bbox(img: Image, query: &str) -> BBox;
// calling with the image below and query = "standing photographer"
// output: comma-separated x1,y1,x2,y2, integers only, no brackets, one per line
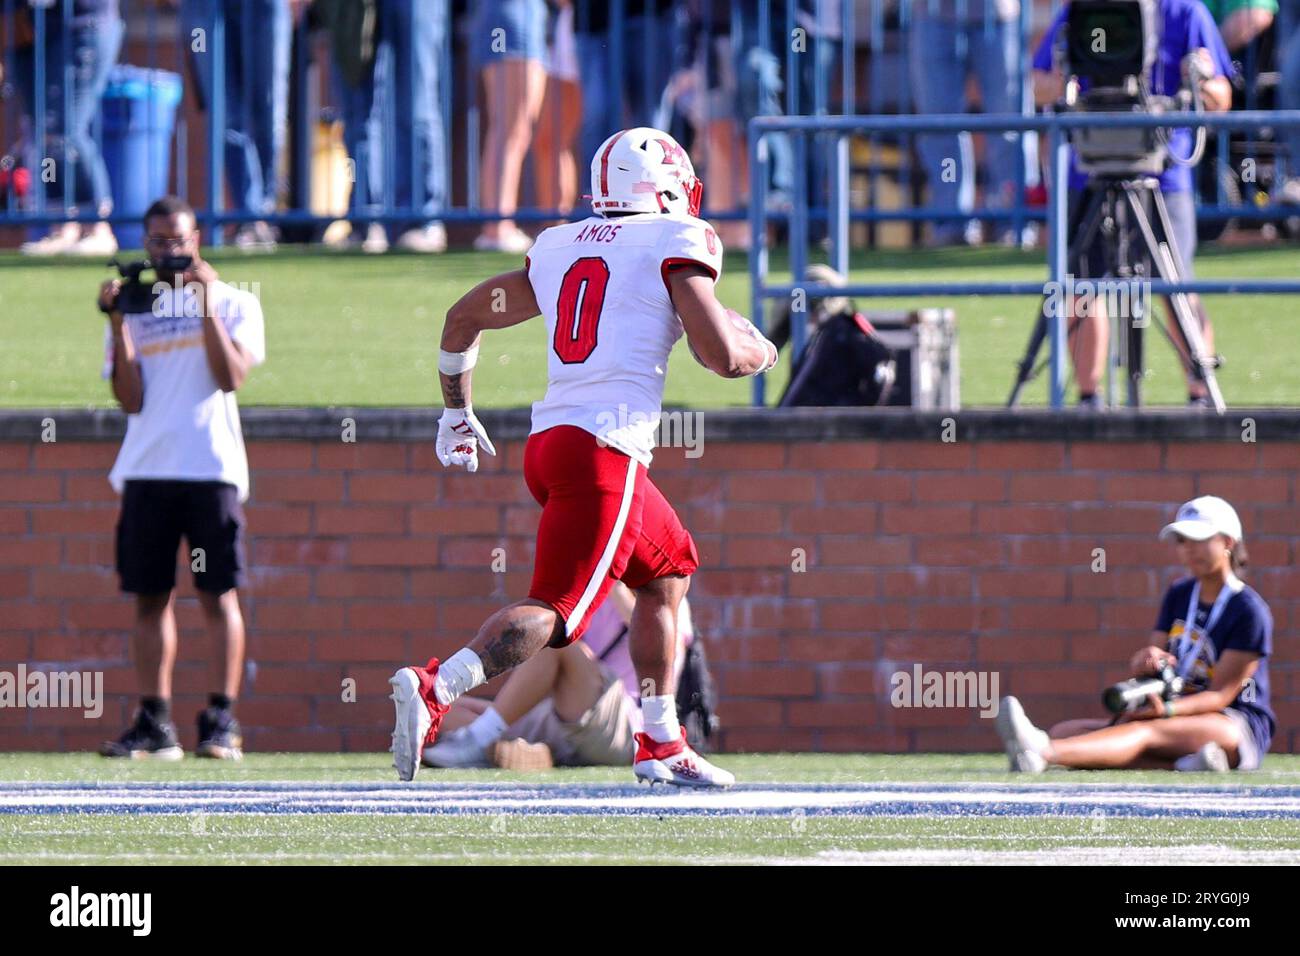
97,195,266,760
998,496,1274,773
1032,1,1234,408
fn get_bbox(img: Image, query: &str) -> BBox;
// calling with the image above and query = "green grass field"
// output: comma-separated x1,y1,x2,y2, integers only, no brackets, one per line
3,244,1299,409
4,753,1300,865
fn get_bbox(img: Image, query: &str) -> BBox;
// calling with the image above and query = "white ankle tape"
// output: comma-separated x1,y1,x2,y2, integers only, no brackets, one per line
433,648,486,706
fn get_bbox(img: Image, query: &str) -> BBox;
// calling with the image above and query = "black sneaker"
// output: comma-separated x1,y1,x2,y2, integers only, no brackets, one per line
196,706,244,760
99,708,184,760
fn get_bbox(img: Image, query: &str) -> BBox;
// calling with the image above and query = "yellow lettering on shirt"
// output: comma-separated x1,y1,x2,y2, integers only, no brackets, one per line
139,334,204,357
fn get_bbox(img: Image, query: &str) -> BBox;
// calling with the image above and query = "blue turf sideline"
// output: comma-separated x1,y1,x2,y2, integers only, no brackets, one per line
2,781,1298,819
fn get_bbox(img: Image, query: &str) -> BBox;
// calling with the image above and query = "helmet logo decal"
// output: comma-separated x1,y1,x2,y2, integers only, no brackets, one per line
655,138,687,168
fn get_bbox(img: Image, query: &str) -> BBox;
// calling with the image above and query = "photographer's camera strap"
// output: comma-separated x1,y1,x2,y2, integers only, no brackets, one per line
1176,573,1243,679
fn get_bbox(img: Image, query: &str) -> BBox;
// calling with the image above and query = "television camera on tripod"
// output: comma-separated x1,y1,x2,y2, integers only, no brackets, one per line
1008,0,1234,412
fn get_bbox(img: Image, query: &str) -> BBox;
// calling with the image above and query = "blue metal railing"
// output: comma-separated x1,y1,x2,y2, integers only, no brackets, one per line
748,111,1300,409
1,1,1298,246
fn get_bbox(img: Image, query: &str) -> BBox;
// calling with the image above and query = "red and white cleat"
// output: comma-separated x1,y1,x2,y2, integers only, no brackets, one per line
389,658,449,782
632,729,735,789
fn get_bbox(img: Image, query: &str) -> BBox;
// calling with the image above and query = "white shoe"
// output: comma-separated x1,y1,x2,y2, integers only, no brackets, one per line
632,729,735,788
233,221,277,252
20,223,80,256
67,225,119,257
473,228,531,254
388,658,449,782
347,223,389,254
394,223,446,253
422,725,489,768
321,219,353,247
1174,742,1230,773
996,695,1050,773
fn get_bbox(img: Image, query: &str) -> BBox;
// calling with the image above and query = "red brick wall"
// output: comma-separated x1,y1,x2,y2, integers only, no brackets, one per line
1,431,1297,755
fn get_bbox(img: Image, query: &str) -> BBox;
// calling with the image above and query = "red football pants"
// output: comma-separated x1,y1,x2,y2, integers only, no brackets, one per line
523,425,699,645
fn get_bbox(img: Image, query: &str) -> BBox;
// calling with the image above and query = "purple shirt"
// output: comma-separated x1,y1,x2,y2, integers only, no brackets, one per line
1032,0,1235,192
581,599,693,702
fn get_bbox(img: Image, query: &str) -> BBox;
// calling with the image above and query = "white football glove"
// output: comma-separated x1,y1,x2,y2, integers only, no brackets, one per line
436,406,496,473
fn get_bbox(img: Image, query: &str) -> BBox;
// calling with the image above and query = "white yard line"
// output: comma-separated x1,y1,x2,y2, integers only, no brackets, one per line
2,782,1300,818
812,846,1300,866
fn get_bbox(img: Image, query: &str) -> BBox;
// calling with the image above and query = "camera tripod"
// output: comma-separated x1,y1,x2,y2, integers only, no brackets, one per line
1007,175,1224,412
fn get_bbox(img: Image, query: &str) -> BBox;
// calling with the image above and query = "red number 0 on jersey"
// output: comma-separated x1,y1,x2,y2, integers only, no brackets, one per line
554,257,610,364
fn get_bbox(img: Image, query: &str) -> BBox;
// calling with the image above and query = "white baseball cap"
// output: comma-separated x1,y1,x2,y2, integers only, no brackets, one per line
1159,495,1243,543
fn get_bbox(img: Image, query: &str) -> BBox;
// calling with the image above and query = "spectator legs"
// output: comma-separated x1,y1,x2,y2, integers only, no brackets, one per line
704,118,750,250
133,592,178,701
184,0,289,228
1279,20,1300,187
575,31,612,180
197,589,246,701
476,57,545,246
973,17,1039,246
532,76,583,219
13,13,123,252
62,16,124,218
382,0,448,237
622,13,679,129
575,12,681,175
909,15,977,246
336,65,383,237
244,0,291,218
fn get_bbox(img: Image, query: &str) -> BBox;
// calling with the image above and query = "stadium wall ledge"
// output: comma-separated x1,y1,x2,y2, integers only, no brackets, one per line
1,406,1299,442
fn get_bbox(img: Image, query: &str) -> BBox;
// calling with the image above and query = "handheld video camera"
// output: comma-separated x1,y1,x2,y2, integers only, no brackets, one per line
1102,661,1184,714
99,254,193,315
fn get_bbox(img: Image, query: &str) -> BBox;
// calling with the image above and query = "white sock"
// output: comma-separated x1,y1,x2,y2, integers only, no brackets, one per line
642,694,681,744
1173,753,1200,772
433,648,486,706
466,706,508,749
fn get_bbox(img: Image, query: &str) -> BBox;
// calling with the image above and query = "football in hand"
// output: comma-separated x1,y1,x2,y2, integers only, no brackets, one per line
687,309,754,368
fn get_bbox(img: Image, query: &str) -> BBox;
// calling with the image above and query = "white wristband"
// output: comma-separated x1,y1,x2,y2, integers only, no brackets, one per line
438,345,479,375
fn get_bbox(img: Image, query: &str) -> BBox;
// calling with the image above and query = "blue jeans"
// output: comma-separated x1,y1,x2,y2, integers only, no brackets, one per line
746,46,794,200
14,13,124,215
338,0,448,233
576,12,682,171
784,33,840,236
183,0,291,217
1279,6,1300,178
909,14,1039,238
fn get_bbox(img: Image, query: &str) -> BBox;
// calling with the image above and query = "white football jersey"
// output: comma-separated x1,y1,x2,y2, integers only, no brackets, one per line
525,212,723,466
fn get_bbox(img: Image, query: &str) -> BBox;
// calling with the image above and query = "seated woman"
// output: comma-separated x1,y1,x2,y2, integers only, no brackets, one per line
422,582,693,769
998,496,1274,773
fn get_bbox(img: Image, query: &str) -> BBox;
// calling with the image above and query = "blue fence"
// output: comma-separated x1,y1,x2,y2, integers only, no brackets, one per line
2,1,1299,247
748,111,1300,410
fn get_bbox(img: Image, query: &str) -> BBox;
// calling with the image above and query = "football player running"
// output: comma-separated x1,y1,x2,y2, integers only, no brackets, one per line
389,128,777,787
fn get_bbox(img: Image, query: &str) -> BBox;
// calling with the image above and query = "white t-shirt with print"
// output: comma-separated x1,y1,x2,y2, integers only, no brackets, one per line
103,279,266,501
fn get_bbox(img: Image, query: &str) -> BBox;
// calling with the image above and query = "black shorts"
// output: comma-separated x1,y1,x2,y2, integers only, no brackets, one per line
1066,186,1197,282
116,480,247,595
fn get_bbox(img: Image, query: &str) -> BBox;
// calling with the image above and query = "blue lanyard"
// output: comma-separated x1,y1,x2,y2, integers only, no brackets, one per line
1177,574,1243,678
